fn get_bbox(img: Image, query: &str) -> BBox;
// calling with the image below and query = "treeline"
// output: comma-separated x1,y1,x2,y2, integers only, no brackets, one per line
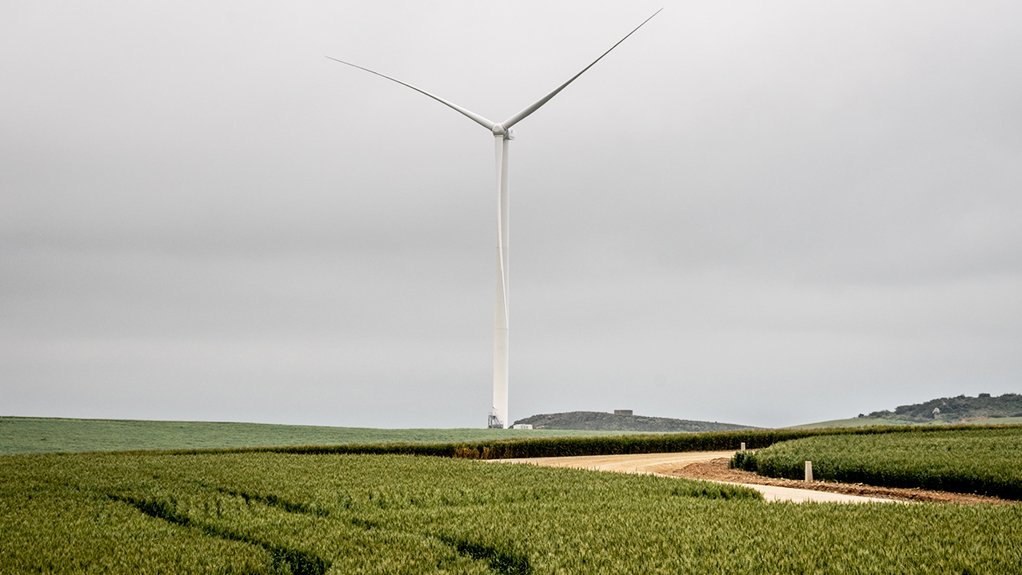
159,423,1022,460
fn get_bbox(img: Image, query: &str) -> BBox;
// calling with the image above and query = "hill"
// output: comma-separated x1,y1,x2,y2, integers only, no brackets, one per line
794,393,1022,428
512,411,755,432
866,393,1022,422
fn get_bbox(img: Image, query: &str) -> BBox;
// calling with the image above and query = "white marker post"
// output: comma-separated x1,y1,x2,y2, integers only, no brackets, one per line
804,460,813,482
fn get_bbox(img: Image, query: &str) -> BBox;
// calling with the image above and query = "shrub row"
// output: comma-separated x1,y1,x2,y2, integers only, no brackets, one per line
161,423,1022,460
730,427,1022,500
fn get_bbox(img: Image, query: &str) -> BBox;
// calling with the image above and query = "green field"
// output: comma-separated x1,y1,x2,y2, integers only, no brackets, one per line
733,427,1022,499
0,416,875,459
3,450,1021,574
790,416,1022,429
788,417,923,429
0,417,630,455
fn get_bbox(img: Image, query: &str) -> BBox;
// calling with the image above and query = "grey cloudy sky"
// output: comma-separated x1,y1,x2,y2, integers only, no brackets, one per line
2,1,1020,428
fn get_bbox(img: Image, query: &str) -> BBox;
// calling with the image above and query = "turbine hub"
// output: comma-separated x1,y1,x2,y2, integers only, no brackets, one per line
492,124,514,139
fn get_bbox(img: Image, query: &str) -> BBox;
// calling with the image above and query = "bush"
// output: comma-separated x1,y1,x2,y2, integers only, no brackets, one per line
729,450,758,472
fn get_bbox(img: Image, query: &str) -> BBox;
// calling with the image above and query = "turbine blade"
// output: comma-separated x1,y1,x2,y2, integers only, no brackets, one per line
501,8,662,130
326,56,498,132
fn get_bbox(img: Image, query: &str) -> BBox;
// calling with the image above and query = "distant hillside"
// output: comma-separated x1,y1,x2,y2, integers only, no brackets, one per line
865,393,1022,422
513,411,755,432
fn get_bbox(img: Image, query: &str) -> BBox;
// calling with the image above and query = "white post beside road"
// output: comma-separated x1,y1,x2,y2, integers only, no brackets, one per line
804,460,813,482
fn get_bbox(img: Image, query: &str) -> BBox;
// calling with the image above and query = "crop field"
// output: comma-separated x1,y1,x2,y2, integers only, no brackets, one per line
0,417,630,455
0,416,869,459
3,450,1021,574
9,416,1018,461
732,427,1022,499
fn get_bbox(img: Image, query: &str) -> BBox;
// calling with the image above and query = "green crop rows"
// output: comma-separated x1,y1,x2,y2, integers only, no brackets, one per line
0,417,635,455
3,451,1021,574
732,427,1022,499
7,416,1020,461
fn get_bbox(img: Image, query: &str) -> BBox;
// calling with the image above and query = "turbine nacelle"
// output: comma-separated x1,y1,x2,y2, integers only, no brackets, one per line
492,125,515,140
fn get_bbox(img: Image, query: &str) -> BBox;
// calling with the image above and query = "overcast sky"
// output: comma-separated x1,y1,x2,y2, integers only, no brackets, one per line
2,1,1020,429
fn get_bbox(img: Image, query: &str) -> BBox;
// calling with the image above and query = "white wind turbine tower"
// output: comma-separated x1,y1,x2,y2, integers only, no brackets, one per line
329,9,660,429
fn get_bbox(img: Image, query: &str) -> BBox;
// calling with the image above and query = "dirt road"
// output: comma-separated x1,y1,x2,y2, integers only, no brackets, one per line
497,451,896,504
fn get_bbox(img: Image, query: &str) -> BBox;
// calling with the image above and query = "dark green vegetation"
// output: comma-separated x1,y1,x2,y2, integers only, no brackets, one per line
793,393,1022,428
865,393,1022,422
0,417,629,455
731,427,1022,500
513,410,754,432
3,451,1022,574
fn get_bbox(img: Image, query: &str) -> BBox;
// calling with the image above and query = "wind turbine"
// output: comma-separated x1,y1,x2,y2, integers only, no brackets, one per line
329,9,661,429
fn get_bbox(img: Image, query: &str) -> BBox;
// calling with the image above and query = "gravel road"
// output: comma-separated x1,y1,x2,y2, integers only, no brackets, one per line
497,451,896,504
